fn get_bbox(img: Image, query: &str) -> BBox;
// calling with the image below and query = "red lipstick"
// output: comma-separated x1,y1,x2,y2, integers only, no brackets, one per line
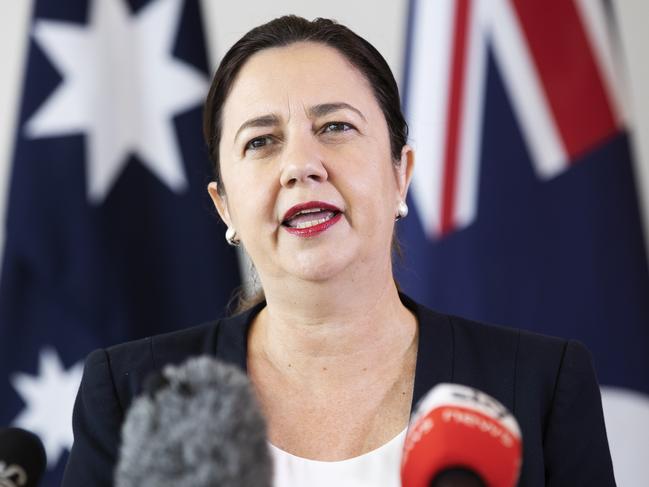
282,201,342,237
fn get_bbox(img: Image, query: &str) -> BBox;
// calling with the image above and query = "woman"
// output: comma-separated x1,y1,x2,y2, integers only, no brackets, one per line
63,16,615,487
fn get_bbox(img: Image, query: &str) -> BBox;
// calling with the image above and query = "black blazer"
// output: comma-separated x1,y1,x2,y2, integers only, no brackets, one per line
62,295,616,486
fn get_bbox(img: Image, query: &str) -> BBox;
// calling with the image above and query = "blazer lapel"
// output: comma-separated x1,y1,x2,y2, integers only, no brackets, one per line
401,294,455,408
214,302,265,372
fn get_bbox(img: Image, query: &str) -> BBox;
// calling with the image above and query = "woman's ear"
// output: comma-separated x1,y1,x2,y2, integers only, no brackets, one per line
207,182,232,227
395,144,415,200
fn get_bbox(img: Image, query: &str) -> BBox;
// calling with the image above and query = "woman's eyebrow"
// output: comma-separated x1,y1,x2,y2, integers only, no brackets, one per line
308,102,367,122
233,103,366,143
234,114,280,142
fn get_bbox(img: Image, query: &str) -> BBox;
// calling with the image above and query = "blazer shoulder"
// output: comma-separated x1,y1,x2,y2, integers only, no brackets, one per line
411,295,567,354
441,311,574,407
409,296,573,399
103,319,221,374
87,320,220,409
448,311,562,343
448,312,569,367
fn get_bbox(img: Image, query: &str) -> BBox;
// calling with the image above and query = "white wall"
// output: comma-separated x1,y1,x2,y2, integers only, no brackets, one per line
200,0,407,75
612,0,649,259
0,1,33,255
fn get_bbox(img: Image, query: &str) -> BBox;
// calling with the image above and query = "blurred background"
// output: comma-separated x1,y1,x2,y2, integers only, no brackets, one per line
0,0,647,485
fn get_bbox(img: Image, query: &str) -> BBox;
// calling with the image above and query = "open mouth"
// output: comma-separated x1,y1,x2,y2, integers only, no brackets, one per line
282,208,341,229
281,202,343,236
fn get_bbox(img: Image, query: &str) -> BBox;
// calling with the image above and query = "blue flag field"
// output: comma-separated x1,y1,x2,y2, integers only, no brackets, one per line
0,1,239,484
399,0,649,483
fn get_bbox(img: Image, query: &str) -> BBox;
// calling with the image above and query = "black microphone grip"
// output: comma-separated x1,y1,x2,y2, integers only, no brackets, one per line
430,468,487,487
0,427,46,487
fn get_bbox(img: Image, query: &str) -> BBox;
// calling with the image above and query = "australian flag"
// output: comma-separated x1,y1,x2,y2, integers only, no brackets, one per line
399,0,649,484
0,0,239,484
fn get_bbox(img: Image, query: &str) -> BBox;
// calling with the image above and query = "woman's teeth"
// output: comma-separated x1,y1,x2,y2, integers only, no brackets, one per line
285,210,336,228
293,213,335,229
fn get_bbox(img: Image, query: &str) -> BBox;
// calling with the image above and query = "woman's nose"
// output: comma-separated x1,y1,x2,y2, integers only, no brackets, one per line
279,137,328,188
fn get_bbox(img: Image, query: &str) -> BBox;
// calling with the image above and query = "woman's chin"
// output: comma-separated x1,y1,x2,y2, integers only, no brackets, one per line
280,247,356,283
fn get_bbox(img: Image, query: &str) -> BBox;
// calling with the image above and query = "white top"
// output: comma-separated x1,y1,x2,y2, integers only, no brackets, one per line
269,428,408,487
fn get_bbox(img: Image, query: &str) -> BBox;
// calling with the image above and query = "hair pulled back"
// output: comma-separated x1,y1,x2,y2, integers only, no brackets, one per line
203,15,408,194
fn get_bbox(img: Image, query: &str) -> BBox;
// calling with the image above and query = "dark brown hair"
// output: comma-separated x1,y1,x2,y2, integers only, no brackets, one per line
202,15,408,312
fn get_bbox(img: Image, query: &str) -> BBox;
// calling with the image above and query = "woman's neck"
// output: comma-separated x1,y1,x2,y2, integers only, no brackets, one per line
249,270,417,391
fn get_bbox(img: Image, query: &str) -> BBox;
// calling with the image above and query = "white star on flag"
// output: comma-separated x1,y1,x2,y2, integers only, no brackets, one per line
24,0,208,203
11,348,83,468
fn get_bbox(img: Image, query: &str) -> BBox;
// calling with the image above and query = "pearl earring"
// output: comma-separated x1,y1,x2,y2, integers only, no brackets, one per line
225,227,240,246
396,201,409,220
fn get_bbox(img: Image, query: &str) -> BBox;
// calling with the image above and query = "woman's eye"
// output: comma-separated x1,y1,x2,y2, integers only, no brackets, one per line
322,122,353,133
245,136,272,152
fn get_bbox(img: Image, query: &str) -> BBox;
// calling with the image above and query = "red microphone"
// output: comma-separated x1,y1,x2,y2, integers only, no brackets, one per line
401,384,522,487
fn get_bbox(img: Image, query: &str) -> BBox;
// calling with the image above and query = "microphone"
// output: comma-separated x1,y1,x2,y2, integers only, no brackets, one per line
401,383,522,487
115,356,272,487
0,427,46,487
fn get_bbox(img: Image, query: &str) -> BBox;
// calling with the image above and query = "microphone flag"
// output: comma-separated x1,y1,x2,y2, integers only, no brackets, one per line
398,0,649,483
0,1,240,485
401,384,522,487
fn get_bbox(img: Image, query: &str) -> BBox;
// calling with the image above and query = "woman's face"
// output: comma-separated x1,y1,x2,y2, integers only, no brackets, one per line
210,42,413,285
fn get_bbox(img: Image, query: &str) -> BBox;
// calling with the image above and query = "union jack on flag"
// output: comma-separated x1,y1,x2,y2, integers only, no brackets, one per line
405,0,625,237
399,0,649,484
